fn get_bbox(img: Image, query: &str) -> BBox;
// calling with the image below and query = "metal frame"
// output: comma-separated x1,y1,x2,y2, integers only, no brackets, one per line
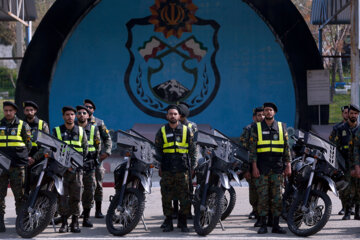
0,0,28,26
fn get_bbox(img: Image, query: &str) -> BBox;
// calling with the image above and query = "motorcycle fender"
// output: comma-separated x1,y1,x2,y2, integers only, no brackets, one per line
132,171,152,194
229,169,241,185
321,175,338,197
53,175,64,195
214,170,230,189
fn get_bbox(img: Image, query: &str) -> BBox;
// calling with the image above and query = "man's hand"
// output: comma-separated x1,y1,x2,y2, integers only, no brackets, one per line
158,168,162,177
355,165,360,178
244,171,251,180
100,153,109,161
252,162,260,178
28,157,35,166
284,162,292,177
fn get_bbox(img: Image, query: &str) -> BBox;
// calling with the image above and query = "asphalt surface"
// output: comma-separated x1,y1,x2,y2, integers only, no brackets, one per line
1,186,360,239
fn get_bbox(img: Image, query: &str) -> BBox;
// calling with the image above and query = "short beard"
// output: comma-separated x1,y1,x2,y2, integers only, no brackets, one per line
26,115,35,120
169,119,177,124
265,116,273,120
78,119,86,124
350,118,357,123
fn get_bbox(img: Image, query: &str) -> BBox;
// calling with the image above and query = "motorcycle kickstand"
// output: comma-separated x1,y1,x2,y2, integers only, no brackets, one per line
218,219,225,231
141,214,148,231
51,218,56,232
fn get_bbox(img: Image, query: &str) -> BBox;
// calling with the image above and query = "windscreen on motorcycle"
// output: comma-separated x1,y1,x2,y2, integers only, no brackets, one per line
0,151,11,174
35,131,83,168
304,132,337,169
117,130,156,164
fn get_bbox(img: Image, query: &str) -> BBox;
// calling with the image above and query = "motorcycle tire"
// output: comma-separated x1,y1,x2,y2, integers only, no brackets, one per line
194,186,224,236
16,190,57,238
106,188,145,236
221,186,236,220
287,189,332,237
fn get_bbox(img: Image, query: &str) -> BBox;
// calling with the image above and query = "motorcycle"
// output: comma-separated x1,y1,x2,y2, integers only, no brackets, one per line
16,131,83,238
106,130,157,236
193,130,248,236
285,130,346,237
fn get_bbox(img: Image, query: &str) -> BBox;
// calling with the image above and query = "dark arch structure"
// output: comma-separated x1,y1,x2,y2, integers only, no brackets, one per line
15,0,326,130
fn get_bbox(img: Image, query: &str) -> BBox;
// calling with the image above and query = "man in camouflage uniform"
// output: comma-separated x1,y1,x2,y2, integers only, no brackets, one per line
0,101,32,232
249,102,291,234
351,118,360,220
75,105,101,228
338,104,360,220
155,105,197,232
239,107,264,226
53,106,88,233
84,99,112,218
329,105,349,144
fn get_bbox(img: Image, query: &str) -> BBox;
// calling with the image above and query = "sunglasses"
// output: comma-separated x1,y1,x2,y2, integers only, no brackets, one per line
85,105,94,109
77,111,88,115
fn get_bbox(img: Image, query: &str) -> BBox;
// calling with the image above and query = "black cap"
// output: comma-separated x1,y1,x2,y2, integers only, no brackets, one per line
349,104,360,113
165,104,180,112
76,105,90,115
23,101,39,110
62,106,76,114
178,102,190,117
263,102,278,112
341,105,349,112
3,101,18,110
253,107,264,116
84,99,96,110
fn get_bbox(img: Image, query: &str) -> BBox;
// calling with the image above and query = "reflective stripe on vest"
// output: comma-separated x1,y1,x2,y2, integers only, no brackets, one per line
88,125,96,152
55,126,84,152
161,125,189,153
256,122,284,153
32,119,44,147
0,120,26,147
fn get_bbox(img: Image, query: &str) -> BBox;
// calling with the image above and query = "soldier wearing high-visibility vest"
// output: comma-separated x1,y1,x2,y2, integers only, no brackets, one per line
249,102,291,235
333,104,360,220
75,105,101,228
155,105,197,233
0,101,32,233
53,106,88,233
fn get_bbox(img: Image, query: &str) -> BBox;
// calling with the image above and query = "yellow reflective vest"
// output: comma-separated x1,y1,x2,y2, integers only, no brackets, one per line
0,119,26,147
256,121,285,154
55,125,84,153
161,125,189,154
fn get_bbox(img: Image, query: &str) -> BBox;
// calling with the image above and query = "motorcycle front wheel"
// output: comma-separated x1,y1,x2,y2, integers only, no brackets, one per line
16,190,57,238
106,188,145,236
287,189,332,237
221,185,236,220
194,186,224,236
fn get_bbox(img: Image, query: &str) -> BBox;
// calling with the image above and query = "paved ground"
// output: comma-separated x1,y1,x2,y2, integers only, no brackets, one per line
1,186,360,239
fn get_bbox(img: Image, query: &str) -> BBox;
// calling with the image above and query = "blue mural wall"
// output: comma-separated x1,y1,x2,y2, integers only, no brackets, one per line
49,0,295,136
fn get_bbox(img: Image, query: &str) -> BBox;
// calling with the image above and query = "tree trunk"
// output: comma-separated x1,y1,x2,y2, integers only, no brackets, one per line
331,58,337,102
337,52,344,82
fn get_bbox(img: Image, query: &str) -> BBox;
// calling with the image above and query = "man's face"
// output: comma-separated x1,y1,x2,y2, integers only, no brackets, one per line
84,104,95,115
77,109,89,123
255,111,264,122
63,111,75,124
166,109,180,124
342,109,349,121
264,107,275,120
348,109,359,123
24,106,37,119
3,106,16,120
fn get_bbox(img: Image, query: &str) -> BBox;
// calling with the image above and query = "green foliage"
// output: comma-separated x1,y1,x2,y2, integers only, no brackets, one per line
329,93,350,123
0,22,15,45
0,67,17,97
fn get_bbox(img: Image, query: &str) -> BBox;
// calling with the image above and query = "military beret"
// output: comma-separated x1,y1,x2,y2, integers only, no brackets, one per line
62,106,76,114
341,105,349,112
76,105,90,115
165,104,180,113
3,101,18,110
178,102,190,117
263,102,278,112
253,106,264,115
23,100,39,110
349,104,360,113
84,99,96,110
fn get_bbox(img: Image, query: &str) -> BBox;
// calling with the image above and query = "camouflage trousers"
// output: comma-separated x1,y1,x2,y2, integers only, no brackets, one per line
82,170,96,209
342,174,360,207
0,166,25,215
160,171,190,216
246,177,258,213
255,171,283,217
94,164,105,202
58,171,83,217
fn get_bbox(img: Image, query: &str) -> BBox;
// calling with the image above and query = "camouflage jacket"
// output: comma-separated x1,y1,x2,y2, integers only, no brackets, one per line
90,115,112,156
239,122,255,151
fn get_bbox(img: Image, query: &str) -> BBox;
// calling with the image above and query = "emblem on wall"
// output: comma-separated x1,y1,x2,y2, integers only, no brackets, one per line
125,0,220,118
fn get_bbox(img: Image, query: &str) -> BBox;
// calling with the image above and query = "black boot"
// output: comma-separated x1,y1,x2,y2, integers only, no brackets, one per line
272,216,286,234
254,216,261,227
355,205,360,220
83,208,93,227
338,208,345,215
162,216,174,232
70,215,81,233
342,208,351,220
59,216,68,233
0,214,5,232
267,212,273,227
95,201,104,218
248,210,257,219
178,214,189,232
351,206,355,215
257,216,268,234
